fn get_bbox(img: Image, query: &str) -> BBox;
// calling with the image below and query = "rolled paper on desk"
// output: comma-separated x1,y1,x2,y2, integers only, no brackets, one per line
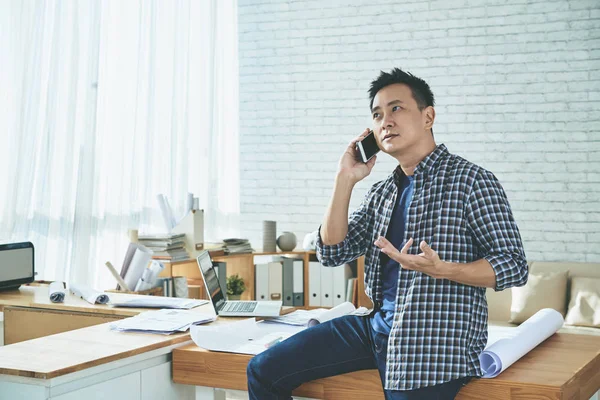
122,246,153,291
48,281,66,303
479,308,564,378
70,283,110,305
133,260,164,292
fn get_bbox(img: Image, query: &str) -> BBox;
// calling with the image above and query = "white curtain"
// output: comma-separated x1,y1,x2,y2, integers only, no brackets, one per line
0,0,239,289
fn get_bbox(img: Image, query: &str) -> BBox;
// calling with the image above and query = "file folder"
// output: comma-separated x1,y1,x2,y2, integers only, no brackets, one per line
309,261,321,307
292,259,304,306
332,264,353,307
268,261,283,301
320,263,334,307
255,263,270,301
282,258,295,306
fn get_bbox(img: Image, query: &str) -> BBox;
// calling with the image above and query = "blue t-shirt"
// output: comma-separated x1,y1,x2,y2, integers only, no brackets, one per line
372,173,414,335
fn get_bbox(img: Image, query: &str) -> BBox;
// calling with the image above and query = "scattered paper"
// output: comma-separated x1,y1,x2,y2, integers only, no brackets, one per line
110,309,216,334
191,318,303,355
109,293,209,309
264,302,370,327
480,308,564,378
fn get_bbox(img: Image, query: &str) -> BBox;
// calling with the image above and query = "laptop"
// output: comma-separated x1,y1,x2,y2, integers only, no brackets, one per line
196,250,282,317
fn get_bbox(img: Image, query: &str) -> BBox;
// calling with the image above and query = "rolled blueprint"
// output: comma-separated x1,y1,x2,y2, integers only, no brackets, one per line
49,281,66,303
70,283,110,305
122,246,153,291
480,308,564,378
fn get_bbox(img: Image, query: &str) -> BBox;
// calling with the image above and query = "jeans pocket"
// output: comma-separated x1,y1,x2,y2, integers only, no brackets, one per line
374,333,388,354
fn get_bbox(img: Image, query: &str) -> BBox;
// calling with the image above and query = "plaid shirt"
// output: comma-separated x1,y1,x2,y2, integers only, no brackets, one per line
316,144,528,390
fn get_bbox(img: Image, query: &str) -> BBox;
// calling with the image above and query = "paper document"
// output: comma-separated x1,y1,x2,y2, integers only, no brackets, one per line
191,318,304,355
110,309,216,334
265,302,370,327
48,281,66,303
480,308,564,378
109,293,209,309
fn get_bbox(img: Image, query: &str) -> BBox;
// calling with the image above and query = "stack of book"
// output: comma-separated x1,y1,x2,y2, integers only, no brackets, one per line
223,238,253,254
138,233,190,262
203,242,228,257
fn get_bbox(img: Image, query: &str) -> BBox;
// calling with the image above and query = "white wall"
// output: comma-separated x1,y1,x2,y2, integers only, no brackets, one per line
237,0,600,262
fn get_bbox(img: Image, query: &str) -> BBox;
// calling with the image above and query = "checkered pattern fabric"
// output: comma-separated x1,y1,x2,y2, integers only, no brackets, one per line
317,144,528,390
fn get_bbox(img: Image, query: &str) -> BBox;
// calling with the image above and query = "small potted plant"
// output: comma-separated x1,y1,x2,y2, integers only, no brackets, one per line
226,274,246,300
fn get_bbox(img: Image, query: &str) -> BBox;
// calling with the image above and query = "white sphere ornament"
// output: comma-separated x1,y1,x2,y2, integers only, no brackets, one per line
303,230,318,250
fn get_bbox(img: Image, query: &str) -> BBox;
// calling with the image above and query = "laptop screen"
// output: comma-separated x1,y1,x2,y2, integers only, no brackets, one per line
197,251,226,311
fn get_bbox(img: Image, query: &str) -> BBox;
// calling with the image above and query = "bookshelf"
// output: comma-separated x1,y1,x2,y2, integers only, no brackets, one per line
159,251,370,308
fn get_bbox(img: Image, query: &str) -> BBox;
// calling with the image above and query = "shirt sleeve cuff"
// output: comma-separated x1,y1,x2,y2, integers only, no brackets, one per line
485,253,528,292
315,226,349,267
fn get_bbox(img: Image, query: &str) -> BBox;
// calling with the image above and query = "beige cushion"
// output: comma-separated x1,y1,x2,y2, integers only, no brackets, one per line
530,262,600,279
564,277,600,328
486,287,512,322
531,262,600,302
509,271,568,324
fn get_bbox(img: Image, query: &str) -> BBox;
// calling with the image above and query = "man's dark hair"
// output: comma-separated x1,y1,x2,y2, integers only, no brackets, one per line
368,68,435,112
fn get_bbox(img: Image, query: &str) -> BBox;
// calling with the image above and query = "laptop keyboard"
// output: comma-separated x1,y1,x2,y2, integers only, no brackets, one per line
222,301,258,313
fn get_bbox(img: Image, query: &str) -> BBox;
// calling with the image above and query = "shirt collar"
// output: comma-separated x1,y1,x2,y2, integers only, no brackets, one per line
392,143,449,184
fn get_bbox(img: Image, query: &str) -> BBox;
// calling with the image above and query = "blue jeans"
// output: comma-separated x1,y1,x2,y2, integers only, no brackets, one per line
247,315,472,400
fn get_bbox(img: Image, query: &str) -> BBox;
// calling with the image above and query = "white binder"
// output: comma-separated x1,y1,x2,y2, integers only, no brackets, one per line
268,261,283,302
332,264,353,307
308,261,321,307
320,263,334,307
255,263,270,301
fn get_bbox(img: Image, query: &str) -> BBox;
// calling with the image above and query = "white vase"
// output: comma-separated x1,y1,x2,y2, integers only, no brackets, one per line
263,220,277,252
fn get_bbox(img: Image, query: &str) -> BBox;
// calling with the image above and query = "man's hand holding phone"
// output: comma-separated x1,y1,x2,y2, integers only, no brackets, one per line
337,128,379,184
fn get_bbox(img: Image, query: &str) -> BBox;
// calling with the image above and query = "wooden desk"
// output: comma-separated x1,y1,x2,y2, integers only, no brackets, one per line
0,286,158,344
0,300,218,400
173,333,600,400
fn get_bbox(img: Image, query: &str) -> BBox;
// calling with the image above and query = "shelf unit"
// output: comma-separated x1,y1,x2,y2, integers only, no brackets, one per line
159,250,371,308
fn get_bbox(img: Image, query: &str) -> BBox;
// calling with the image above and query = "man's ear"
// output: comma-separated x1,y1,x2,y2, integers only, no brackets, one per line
424,106,435,130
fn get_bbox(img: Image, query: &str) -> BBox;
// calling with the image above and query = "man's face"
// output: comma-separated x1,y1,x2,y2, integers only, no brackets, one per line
371,83,432,156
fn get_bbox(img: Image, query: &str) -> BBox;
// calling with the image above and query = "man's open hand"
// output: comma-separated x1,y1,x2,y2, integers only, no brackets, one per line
374,237,446,279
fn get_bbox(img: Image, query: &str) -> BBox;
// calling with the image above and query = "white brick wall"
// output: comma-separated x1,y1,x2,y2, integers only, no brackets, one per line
238,0,600,262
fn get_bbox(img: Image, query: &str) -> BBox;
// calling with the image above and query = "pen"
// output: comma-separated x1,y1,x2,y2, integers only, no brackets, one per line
264,336,283,349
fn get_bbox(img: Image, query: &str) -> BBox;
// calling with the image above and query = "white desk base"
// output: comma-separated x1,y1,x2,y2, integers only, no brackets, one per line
0,342,194,400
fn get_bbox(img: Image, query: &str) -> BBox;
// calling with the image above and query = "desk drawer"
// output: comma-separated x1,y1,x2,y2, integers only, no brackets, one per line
4,306,122,345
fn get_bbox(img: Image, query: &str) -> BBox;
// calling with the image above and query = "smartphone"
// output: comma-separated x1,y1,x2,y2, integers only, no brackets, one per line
355,130,380,163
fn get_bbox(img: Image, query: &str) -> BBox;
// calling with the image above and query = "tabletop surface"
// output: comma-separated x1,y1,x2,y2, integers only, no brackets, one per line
0,286,156,316
173,332,600,400
0,287,295,380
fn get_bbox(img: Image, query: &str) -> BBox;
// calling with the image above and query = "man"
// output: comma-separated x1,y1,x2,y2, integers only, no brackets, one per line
247,68,528,399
